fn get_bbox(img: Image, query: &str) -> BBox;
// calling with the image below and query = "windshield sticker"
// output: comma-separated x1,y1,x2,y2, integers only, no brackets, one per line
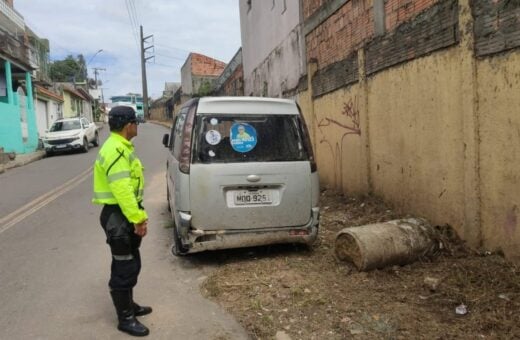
205,130,222,145
230,123,257,153
210,118,219,126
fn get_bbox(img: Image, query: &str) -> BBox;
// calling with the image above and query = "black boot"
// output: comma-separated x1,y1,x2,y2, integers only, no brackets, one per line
130,289,153,316
110,290,150,337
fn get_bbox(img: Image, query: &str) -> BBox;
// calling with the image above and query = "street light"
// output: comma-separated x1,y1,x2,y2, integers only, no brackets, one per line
87,49,103,66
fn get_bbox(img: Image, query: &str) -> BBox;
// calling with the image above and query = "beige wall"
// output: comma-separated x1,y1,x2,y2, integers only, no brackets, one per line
299,43,520,260
478,53,520,261
367,49,466,232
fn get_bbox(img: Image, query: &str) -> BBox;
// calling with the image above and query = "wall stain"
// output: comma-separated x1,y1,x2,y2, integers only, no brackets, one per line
316,97,361,188
505,205,518,236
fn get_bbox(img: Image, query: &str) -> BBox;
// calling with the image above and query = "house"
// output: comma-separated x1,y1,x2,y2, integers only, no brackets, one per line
149,82,179,121
34,84,62,137
0,0,39,154
180,52,226,99
54,82,93,121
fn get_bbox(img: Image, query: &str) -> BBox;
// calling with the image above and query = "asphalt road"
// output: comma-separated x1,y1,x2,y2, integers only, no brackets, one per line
0,123,249,339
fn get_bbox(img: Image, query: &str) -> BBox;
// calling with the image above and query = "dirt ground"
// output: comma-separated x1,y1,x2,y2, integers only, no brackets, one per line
200,190,520,340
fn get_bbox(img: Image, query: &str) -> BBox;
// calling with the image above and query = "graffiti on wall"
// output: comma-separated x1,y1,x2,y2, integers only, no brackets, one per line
315,97,361,189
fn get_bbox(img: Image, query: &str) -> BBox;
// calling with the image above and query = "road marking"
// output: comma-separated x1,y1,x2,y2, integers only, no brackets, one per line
0,167,92,234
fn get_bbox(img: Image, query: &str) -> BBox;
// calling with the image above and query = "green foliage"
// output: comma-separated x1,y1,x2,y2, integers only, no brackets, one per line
194,80,214,97
49,55,87,82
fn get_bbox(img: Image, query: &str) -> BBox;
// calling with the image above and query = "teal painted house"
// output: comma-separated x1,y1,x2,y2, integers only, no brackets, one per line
0,0,39,154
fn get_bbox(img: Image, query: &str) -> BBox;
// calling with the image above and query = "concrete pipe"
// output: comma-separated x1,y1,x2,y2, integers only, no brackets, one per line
335,218,439,271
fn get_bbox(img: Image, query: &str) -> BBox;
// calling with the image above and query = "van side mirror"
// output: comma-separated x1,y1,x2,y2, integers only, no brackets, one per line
162,134,169,147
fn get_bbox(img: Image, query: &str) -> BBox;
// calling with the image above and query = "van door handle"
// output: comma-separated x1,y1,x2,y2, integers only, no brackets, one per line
246,175,261,182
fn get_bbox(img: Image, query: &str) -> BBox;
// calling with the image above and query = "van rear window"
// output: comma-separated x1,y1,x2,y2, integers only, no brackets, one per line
193,115,309,163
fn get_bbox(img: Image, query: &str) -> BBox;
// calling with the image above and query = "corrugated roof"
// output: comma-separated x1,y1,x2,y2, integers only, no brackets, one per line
35,85,63,102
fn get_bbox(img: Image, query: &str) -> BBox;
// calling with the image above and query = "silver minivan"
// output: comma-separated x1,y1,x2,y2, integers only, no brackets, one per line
162,97,320,255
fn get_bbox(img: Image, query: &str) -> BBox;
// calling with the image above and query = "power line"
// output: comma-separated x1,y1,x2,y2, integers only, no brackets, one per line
154,52,186,61
125,0,140,50
148,62,179,68
154,43,191,55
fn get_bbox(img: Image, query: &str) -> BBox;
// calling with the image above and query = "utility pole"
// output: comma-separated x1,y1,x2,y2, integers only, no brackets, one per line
140,25,154,118
92,67,106,121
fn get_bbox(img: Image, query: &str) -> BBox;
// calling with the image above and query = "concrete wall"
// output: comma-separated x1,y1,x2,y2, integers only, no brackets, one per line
478,53,520,261
181,56,193,95
295,0,520,260
239,0,306,97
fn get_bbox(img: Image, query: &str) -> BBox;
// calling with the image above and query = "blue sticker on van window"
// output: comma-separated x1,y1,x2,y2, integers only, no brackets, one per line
230,123,257,153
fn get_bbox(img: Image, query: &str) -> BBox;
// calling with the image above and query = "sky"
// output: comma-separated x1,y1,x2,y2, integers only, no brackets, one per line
15,0,242,100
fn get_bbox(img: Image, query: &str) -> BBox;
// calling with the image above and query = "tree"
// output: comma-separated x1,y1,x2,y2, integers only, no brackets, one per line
49,54,87,82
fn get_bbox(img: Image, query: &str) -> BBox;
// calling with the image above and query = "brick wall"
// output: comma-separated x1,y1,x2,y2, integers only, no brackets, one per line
217,64,244,96
311,52,358,97
306,0,374,70
385,0,440,31
366,0,459,75
303,0,329,20
473,0,520,57
190,53,226,77
304,0,459,97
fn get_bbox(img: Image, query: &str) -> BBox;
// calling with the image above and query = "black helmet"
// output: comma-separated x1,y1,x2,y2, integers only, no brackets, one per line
109,106,137,130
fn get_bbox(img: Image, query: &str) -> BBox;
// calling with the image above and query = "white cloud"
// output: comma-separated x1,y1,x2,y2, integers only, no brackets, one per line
15,0,241,99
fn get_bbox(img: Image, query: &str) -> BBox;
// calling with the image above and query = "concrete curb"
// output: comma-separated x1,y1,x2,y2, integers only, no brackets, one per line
4,150,46,171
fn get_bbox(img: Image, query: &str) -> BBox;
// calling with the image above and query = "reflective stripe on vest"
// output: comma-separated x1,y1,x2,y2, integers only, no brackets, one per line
113,254,134,261
93,192,115,199
96,154,105,165
107,170,131,183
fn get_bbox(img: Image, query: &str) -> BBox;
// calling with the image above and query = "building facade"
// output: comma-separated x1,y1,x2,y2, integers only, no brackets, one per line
0,0,38,154
213,48,244,96
239,0,306,97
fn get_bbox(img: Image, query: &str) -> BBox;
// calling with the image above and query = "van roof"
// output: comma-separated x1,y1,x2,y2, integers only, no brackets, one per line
196,96,299,115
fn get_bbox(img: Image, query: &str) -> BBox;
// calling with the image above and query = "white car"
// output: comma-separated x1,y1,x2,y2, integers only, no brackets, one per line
42,117,99,156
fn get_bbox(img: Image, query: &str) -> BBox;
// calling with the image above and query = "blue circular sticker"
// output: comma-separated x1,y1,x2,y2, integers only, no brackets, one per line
230,123,257,153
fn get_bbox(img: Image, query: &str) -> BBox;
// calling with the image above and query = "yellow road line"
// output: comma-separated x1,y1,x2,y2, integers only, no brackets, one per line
0,167,92,234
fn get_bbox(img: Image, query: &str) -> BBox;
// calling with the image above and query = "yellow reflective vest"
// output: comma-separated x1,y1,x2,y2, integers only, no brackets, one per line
92,132,148,224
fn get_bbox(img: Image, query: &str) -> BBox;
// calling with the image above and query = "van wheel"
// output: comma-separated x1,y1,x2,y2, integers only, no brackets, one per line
171,223,188,256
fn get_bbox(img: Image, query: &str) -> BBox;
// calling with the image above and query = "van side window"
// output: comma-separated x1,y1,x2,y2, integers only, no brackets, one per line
173,107,189,159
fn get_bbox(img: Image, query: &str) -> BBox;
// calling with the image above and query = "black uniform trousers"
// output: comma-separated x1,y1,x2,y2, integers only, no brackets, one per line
100,204,142,291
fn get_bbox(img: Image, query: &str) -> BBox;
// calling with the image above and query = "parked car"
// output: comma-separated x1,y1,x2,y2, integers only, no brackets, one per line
162,97,320,255
42,117,99,156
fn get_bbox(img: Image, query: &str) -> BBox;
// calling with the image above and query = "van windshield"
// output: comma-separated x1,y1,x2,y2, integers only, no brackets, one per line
193,115,309,163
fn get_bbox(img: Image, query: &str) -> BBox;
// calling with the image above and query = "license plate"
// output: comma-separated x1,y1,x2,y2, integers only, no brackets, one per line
55,145,66,149
234,190,272,205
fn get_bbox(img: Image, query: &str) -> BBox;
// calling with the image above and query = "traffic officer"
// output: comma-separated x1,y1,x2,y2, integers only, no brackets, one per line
92,106,151,337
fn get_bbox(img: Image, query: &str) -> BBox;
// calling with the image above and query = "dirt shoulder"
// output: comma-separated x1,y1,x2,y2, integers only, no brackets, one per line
200,190,520,339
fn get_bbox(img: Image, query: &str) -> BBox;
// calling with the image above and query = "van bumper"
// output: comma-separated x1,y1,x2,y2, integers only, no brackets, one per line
181,207,320,254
